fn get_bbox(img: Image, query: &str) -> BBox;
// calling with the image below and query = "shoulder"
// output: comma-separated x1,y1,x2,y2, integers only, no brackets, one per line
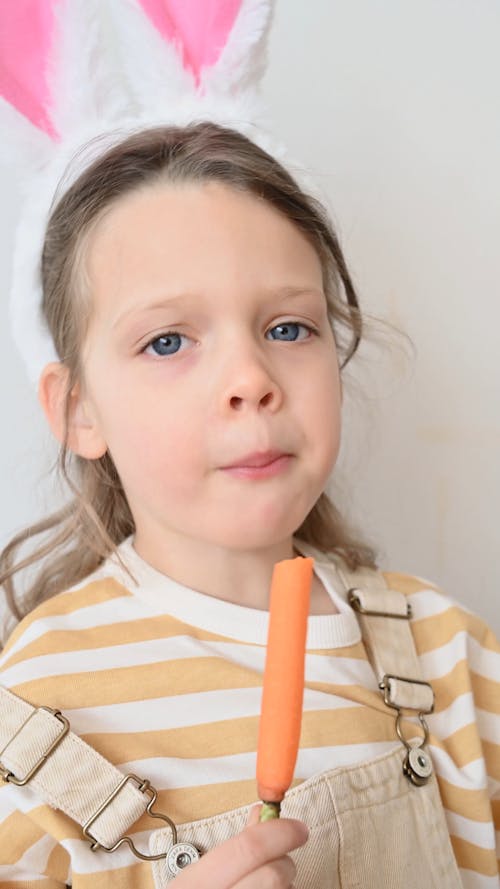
0,556,137,672
298,540,497,647
381,568,500,661
382,568,456,620
321,542,499,657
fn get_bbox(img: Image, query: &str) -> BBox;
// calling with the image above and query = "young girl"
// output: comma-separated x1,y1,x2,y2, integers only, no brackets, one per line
0,121,498,889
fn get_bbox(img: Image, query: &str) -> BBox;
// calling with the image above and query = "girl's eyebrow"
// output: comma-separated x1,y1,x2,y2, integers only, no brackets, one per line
112,292,193,330
112,286,325,329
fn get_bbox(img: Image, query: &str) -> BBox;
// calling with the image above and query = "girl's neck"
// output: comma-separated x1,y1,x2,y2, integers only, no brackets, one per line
131,530,338,614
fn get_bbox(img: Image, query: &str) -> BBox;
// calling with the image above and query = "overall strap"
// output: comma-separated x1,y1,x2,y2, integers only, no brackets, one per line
332,559,435,786
333,560,434,711
0,685,177,861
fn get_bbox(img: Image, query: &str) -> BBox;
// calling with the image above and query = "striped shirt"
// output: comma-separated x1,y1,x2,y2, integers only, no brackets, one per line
0,536,498,888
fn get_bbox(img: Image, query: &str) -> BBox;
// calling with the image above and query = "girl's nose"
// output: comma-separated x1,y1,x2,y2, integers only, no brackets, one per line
218,344,284,413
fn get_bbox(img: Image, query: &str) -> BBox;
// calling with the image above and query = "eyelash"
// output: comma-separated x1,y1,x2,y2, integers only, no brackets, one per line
140,321,319,358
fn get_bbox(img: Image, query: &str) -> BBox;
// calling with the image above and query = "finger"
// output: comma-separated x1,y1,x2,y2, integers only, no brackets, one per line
171,819,308,889
236,854,297,889
247,803,263,826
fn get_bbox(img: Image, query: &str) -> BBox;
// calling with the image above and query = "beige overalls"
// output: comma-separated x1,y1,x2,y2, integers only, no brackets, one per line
0,561,464,888
148,561,464,888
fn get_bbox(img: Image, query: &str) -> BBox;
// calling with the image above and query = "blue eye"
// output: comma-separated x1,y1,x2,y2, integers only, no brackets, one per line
143,332,186,357
268,322,312,341
142,322,315,358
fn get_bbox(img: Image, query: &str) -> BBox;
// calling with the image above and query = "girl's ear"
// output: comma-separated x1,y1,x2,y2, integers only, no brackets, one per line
38,362,107,459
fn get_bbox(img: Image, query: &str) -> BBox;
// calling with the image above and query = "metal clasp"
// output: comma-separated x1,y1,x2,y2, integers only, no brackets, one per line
83,774,178,862
378,674,435,713
378,675,435,786
0,707,70,786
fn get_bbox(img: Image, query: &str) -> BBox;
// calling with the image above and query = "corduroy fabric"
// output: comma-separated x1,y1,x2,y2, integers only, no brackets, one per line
150,744,462,888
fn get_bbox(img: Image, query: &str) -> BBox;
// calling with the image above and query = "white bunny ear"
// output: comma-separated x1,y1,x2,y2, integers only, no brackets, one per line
47,0,134,136
97,0,274,123
100,0,194,116
200,0,275,97
0,97,53,183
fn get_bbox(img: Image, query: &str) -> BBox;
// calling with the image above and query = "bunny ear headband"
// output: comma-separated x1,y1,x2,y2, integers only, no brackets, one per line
1,0,321,388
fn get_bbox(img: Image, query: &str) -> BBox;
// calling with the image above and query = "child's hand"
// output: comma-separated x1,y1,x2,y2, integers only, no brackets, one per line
171,804,308,888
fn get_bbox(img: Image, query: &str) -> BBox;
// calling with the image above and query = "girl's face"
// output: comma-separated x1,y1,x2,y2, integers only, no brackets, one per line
78,181,342,553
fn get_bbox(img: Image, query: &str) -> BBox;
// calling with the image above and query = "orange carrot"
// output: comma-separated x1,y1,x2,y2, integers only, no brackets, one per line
256,555,314,820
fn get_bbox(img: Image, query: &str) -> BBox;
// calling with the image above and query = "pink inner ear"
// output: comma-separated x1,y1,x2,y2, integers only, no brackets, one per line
137,0,243,85
0,0,58,137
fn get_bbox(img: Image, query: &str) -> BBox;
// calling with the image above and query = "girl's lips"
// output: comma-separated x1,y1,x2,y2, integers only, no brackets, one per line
221,454,292,479
223,449,289,468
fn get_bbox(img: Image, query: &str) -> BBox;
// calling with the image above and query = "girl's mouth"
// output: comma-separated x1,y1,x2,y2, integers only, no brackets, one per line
221,454,292,479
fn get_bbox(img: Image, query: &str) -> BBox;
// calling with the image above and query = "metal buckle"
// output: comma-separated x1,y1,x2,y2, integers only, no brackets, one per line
348,589,412,619
0,707,70,786
379,675,435,786
378,674,435,714
83,773,177,862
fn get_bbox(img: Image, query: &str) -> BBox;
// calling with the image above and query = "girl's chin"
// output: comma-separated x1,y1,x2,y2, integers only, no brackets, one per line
204,520,305,551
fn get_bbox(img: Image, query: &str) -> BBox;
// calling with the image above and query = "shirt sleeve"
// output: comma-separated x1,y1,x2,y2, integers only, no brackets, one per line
387,570,500,881
444,603,500,881
0,780,69,887
468,614,500,860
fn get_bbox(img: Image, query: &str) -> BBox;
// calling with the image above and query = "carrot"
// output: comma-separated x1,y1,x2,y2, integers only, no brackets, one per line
256,555,314,821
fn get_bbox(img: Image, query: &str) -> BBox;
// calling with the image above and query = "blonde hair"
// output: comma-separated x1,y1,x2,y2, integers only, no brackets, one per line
1,121,379,640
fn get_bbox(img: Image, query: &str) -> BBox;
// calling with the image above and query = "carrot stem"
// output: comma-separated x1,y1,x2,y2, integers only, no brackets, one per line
260,801,281,821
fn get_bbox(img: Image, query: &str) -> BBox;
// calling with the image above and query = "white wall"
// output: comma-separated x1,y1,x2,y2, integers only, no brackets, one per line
262,0,500,632
1,0,499,634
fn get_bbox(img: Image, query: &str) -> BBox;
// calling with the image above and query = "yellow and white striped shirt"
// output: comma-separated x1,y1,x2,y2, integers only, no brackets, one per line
0,536,499,887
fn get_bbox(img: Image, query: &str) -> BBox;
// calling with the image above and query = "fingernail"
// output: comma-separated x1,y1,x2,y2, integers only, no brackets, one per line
247,802,262,823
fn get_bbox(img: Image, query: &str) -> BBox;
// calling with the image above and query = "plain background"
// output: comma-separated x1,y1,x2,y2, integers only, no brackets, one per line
1,0,499,634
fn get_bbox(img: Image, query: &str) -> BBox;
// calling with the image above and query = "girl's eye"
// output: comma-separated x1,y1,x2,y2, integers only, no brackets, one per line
267,322,315,342
142,332,188,357
141,322,316,358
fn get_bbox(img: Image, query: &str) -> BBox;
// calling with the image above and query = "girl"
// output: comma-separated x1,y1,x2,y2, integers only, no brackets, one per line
0,121,498,889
